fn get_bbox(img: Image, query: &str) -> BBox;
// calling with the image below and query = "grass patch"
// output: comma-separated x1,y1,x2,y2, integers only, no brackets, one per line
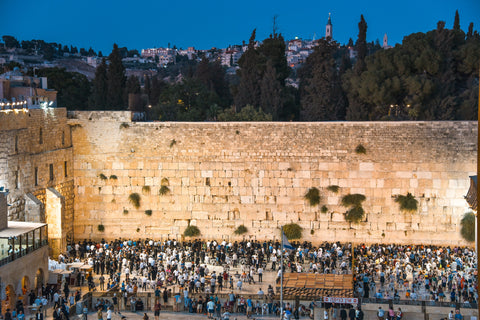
394,192,418,212
355,144,366,154
234,225,248,235
145,209,152,216
128,193,141,209
304,187,321,206
283,223,302,240
326,185,339,193
184,225,200,237
460,212,475,242
98,173,108,180
97,224,105,232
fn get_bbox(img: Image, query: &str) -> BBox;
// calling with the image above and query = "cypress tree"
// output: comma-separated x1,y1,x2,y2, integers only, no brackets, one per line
91,58,108,108
260,60,282,119
106,43,126,109
300,39,345,120
354,15,367,75
453,10,460,30
235,29,262,110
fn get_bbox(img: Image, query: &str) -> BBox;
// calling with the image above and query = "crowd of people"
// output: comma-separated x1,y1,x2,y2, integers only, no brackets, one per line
27,239,476,320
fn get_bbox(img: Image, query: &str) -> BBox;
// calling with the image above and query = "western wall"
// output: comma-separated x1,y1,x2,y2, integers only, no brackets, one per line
68,111,477,246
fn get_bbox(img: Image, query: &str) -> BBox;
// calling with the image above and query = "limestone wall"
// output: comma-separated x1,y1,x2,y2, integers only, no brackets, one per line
70,112,477,245
0,108,74,253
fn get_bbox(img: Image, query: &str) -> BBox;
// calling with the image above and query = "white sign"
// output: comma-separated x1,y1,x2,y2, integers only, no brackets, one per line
323,297,358,304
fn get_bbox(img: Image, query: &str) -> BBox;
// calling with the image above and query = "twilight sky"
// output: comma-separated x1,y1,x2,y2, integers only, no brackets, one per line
1,0,479,54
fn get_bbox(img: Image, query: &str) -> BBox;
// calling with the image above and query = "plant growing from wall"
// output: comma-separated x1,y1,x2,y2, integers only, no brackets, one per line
136,227,140,232
304,187,321,206
97,224,105,232
169,139,177,147
310,229,314,235
109,175,118,180
159,185,170,195
128,193,141,209
321,205,328,213
159,177,170,195
394,192,418,212
145,209,152,216
341,194,366,223
460,212,475,242
142,186,151,194
184,225,200,237
99,173,108,180
327,185,340,193
234,225,248,235
355,144,366,154
283,223,302,240
120,122,129,129
123,209,129,214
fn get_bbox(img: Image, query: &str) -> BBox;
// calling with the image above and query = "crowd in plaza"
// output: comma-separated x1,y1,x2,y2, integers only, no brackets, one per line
14,238,477,320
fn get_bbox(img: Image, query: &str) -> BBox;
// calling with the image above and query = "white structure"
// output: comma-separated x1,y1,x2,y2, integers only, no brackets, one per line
326,13,333,39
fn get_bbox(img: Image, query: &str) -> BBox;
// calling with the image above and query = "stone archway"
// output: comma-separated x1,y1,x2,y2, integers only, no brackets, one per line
3,284,16,313
21,276,30,296
34,269,44,292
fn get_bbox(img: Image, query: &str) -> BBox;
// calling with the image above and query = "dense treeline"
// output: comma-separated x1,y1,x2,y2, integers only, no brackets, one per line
3,11,479,121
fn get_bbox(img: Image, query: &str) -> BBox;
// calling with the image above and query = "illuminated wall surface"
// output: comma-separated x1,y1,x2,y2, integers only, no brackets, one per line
0,109,477,246
68,112,477,245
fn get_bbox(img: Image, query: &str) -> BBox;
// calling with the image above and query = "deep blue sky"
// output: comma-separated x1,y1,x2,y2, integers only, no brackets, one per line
1,0,479,54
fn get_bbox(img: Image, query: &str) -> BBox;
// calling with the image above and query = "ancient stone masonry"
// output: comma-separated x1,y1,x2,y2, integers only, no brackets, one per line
0,108,74,255
68,112,477,245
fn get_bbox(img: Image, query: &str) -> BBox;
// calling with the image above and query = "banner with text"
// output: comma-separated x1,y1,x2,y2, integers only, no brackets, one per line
323,297,358,304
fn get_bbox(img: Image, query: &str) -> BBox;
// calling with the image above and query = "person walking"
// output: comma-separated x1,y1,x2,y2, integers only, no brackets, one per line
153,300,161,320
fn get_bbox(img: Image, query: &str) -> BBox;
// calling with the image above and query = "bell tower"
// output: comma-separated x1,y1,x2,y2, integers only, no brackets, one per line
325,13,333,39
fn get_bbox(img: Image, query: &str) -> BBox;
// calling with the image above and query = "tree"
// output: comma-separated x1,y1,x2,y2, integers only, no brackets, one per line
35,67,91,110
106,43,126,109
345,15,370,120
260,60,283,119
126,75,141,94
91,58,108,108
300,39,346,120
235,29,262,109
453,10,460,30
2,35,20,48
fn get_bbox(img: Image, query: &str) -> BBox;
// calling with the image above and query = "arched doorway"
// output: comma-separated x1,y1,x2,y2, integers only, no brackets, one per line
2,284,16,313
34,269,44,293
21,276,30,296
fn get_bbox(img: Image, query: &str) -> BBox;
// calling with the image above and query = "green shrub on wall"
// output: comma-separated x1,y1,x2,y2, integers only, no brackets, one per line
99,173,108,180
394,192,418,212
326,185,339,193
234,225,248,235
145,209,152,216
283,223,302,240
321,205,328,213
142,186,151,194
342,194,366,223
304,187,321,206
460,212,475,242
355,144,366,154
109,175,118,180
184,225,200,237
159,185,170,195
97,224,105,232
128,193,141,209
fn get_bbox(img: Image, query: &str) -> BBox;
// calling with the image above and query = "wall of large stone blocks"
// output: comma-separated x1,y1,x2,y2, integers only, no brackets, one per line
69,112,477,246
0,108,75,244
